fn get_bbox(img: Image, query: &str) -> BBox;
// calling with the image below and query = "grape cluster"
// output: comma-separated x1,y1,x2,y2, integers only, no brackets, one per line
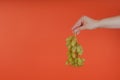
66,35,85,67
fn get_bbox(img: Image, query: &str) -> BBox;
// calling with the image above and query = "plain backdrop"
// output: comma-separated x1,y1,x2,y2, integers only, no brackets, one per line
0,0,120,80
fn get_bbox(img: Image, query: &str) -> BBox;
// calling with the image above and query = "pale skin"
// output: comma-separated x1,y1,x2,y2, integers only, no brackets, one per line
72,16,120,35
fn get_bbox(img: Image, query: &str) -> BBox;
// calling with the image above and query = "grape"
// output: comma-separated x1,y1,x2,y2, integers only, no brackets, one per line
68,45,71,50
71,47,76,53
74,58,78,64
65,35,85,67
66,36,73,42
71,38,77,46
77,58,83,66
72,53,76,58
66,41,70,47
76,45,83,55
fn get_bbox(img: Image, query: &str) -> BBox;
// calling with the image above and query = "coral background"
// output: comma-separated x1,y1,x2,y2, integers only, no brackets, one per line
0,0,120,80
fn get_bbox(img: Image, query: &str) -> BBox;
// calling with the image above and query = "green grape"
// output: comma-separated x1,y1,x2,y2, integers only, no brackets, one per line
74,61,78,66
71,47,76,53
68,53,72,59
77,58,85,66
69,60,74,65
74,58,78,64
76,45,83,55
68,44,72,50
77,58,82,66
66,36,73,42
71,38,77,46
66,41,70,47
66,35,84,67
71,53,76,58
68,57,73,62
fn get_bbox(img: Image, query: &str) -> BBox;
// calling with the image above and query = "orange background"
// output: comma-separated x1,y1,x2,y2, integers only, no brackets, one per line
0,0,120,80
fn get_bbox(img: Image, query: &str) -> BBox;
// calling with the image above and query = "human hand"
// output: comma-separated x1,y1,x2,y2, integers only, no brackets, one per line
72,16,99,35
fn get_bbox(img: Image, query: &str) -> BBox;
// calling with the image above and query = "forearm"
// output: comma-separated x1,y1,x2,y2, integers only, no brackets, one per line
98,16,120,28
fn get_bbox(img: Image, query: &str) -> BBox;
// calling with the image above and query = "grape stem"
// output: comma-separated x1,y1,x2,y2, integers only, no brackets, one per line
74,33,77,37
74,33,78,43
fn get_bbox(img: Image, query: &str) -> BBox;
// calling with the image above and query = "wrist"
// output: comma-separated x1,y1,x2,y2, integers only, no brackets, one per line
95,20,104,28
94,20,102,29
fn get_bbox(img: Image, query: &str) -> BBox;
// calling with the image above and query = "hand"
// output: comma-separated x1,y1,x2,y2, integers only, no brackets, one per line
72,16,99,35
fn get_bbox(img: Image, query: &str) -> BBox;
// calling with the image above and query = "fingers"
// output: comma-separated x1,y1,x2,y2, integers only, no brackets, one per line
73,27,80,35
72,19,81,35
72,16,97,35
72,26,86,35
72,18,82,30
72,16,86,35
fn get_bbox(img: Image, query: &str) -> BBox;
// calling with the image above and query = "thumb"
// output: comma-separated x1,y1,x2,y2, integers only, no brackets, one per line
73,26,86,35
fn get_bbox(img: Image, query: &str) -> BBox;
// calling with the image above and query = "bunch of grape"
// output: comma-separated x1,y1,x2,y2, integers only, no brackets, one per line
66,35,85,67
